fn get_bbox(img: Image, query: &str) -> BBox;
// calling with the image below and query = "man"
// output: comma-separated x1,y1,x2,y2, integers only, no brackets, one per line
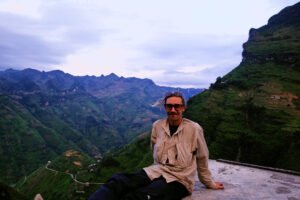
88,92,224,200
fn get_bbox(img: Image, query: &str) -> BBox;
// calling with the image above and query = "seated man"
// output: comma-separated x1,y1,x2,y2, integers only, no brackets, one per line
88,92,224,200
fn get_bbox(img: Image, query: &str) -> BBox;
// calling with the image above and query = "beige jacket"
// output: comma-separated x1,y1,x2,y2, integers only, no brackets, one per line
143,118,215,193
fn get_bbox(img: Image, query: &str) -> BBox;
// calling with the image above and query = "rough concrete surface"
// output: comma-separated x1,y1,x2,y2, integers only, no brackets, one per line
183,160,300,200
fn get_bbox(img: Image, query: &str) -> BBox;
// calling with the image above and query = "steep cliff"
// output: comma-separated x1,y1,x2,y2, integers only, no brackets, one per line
185,2,300,171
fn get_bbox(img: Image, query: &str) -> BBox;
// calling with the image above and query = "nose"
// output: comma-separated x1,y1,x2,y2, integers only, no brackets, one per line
170,106,176,112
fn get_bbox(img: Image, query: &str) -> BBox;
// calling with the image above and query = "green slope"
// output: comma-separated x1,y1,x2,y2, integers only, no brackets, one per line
92,133,152,182
185,2,300,171
0,68,200,184
0,95,67,183
17,150,97,200
17,137,152,200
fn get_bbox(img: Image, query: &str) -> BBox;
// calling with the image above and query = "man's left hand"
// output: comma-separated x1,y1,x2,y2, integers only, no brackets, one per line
211,182,224,190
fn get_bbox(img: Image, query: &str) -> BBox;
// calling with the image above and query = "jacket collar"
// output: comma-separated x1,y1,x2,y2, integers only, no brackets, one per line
161,118,185,136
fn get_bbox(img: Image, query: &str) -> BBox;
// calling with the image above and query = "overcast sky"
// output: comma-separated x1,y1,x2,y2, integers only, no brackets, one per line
0,0,298,88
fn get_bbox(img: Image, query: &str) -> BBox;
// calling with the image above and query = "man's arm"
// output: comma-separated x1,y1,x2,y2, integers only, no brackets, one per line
150,123,157,151
196,126,224,190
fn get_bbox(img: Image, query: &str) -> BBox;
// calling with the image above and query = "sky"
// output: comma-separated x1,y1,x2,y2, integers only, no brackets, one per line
0,0,298,88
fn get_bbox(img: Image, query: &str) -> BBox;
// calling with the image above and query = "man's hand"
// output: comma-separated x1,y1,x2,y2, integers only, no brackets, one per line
210,182,224,190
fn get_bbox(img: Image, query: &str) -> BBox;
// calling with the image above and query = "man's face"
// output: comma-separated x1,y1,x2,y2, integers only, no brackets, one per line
164,96,185,122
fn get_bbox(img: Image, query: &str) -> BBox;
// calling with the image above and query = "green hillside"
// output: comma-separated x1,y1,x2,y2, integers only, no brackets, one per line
185,2,300,171
16,150,97,200
92,133,152,182
17,135,152,200
0,95,67,183
0,68,201,184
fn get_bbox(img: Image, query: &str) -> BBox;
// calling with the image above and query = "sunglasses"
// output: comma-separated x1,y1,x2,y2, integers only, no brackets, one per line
164,104,184,110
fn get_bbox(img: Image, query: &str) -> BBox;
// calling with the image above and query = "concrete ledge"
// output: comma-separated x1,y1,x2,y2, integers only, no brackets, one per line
216,159,300,176
182,160,300,200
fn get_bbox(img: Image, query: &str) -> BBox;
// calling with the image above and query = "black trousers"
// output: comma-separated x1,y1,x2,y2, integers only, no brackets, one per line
87,170,190,200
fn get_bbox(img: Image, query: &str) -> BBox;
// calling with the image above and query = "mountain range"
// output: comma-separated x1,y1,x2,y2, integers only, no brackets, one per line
0,68,201,183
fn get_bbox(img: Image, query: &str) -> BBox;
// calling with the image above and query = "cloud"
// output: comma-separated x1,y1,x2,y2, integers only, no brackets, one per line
150,62,238,88
0,26,65,68
143,33,244,63
0,1,107,69
122,33,243,87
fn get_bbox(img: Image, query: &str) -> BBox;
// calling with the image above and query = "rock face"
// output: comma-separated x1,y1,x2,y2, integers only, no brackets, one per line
243,2,300,65
185,2,300,172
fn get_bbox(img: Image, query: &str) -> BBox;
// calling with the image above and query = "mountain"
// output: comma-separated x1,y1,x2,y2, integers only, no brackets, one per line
8,3,300,199
0,68,202,183
17,141,152,200
185,2,300,171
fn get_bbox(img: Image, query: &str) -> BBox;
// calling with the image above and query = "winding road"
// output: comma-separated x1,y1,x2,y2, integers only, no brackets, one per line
45,161,104,186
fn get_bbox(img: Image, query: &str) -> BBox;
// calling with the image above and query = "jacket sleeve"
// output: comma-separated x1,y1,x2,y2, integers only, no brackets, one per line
150,121,159,165
196,126,215,188
150,121,158,150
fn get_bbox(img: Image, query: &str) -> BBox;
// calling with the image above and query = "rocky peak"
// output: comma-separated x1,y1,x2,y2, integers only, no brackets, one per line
241,2,300,65
268,2,300,26
105,73,119,80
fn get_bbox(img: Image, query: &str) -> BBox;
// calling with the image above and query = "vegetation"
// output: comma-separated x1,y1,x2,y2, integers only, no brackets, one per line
16,150,97,200
0,68,201,184
17,135,153,200
92,133,152,182
185,2,300,171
